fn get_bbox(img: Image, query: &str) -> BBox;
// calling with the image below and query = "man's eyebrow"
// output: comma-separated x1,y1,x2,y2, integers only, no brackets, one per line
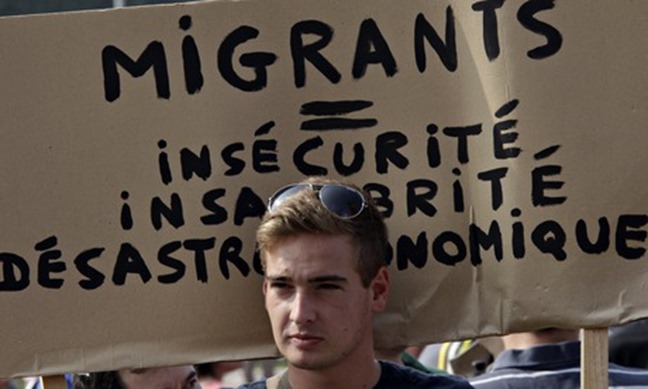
265,275,291,282
309,275,348,283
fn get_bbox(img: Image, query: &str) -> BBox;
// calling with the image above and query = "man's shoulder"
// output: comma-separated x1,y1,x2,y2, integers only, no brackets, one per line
376,360,474,389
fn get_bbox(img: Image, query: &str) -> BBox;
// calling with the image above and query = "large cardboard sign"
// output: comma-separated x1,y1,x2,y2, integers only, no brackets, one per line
0,0,646,377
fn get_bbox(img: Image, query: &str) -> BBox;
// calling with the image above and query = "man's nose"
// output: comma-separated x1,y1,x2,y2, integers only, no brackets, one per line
289,290,316,324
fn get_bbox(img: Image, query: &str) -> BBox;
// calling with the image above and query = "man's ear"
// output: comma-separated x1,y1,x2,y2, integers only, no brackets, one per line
262,279,268,296
370,267,389,312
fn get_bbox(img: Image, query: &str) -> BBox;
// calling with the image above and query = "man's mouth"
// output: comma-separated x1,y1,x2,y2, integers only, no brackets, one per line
288,333,324,348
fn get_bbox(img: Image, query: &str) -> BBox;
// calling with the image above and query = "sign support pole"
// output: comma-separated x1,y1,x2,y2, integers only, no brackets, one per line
41,375,68,389
581,328,609,389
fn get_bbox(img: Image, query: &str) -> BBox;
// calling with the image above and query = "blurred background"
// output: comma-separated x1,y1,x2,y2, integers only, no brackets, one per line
0,0,194,17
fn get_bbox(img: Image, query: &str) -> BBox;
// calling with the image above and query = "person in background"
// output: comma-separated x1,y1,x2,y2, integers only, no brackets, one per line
0,380,17,389
242,360,279,383
418,338,502,378
609,319,648,369
469,328,648,388
238,177,473,388
195,361,243,388
73,365,200,389
374,346,447,375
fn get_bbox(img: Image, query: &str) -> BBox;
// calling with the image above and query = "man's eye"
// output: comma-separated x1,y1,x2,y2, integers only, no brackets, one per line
271,281,291,289
318,283,341,290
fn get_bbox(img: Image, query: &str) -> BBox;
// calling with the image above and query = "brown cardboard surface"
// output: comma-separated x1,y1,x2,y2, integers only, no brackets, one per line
0,0,646,377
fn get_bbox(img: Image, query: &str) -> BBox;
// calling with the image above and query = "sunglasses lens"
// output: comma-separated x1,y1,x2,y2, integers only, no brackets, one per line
319,185,365,219
268,184,309,212
268,183,367,219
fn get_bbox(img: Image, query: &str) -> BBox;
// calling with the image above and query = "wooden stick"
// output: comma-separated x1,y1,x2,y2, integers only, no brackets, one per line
581,328,609,389
41,375,68,389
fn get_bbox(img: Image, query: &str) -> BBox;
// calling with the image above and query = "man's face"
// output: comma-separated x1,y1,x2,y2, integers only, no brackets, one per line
118,366,200,389
263,233,389,371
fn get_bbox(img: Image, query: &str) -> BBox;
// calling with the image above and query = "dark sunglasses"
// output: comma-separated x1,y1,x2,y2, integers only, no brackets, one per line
267,183,368,219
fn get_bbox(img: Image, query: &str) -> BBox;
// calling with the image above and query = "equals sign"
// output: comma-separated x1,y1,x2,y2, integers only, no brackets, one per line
300,100,378,131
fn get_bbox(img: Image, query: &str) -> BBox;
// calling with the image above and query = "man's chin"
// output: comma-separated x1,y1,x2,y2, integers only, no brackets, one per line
289,359,330,371
285,351,334,371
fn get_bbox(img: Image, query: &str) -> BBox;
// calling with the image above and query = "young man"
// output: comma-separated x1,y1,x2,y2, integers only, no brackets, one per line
239,177,472,388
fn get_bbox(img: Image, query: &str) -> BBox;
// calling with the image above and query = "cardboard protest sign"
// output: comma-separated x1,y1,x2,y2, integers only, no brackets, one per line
0,0,646,377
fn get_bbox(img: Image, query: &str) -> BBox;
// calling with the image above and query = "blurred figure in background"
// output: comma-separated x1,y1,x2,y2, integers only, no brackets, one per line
375,345,447,375
418,338,501,378
196,361,243,388
74,365,200,389
0,380,17,389
470,328,648,388
242,360,278,383
609,319,648,369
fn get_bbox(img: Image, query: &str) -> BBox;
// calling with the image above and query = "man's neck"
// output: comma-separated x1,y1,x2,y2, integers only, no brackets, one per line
286,358,381,389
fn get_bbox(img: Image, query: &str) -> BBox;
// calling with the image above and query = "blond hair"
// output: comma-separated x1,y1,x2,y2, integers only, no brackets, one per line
256,176,388,287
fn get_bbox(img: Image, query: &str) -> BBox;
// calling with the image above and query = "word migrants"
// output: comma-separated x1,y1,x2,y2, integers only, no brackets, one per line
102,0,563,101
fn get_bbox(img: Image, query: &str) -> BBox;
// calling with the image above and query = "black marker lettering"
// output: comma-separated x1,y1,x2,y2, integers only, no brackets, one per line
433,231,466,266
181,145,212,181
113,243,152,285
333,142,364,176
293,136,327,175
363,183,394,218
291,20,341,88
233,187,266,226
531,220,566,260
477,167,508,210
219,237,251,279
75,248,106,290
158,241,185,284
184,238,215,283
158,139,172,185
616,214,647,260
218,26,277,91
511,208,526,259
375,131,409,174
201,188,228,226
352,18,397,79
443,124,482,164
151,193,185,230
179,15,204,94
0,252,29,291
222,142,245,176
102,42,169,102
36,236,65,289
396,232,428,270
120,191,133,231
517,0,563,59
575,217,610,254
426,124,441,168
472,0,505,61
414,8,458,72
406,179,438,217
469,220,503,266
452,168,464,213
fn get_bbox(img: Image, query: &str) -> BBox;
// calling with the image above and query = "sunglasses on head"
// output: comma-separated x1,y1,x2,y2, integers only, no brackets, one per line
267,183,368,219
